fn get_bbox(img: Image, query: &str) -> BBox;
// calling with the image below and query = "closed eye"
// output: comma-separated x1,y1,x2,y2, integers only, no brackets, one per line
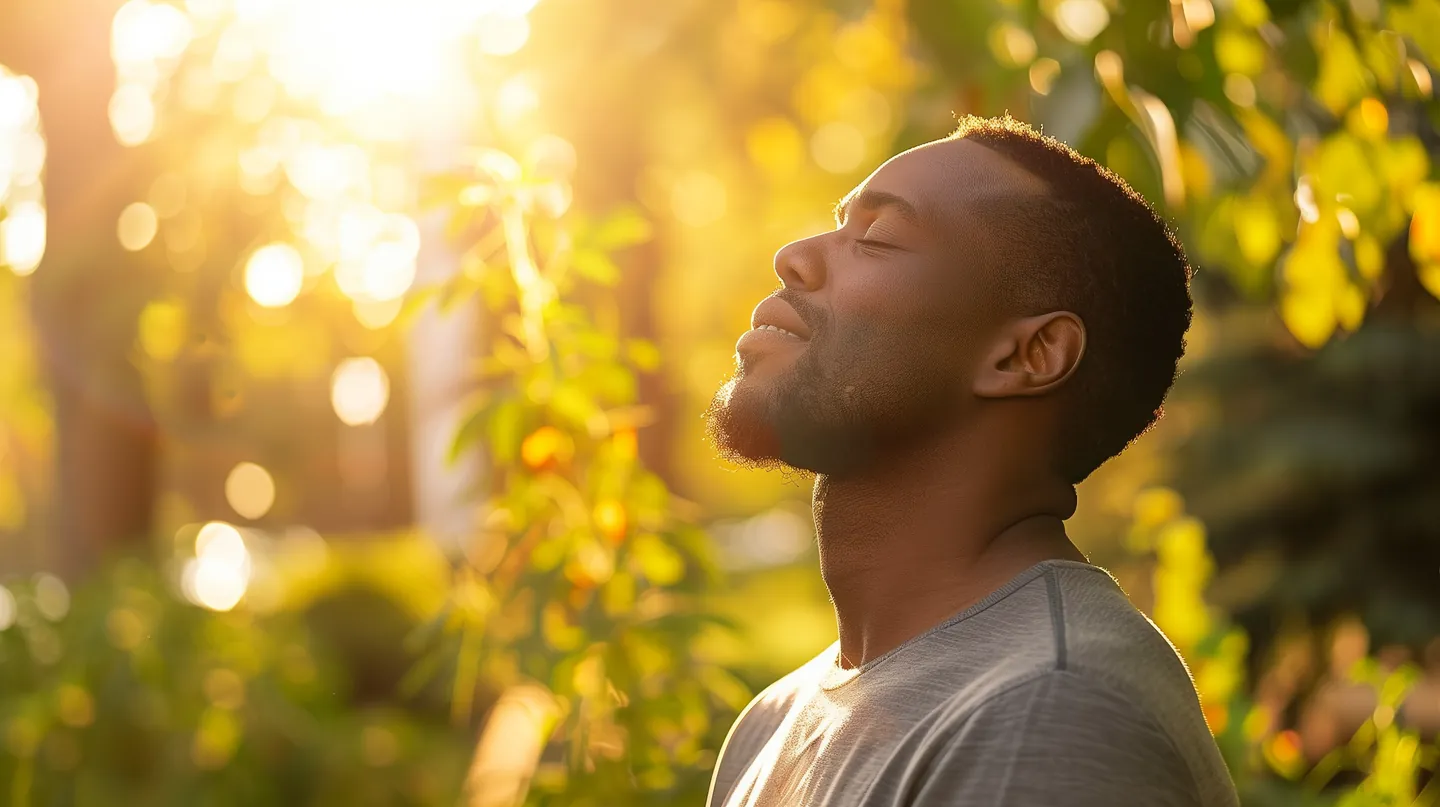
854,238,897,254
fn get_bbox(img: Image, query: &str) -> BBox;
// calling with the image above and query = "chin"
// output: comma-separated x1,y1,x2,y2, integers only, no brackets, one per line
703,371,877,477
703,374,787,469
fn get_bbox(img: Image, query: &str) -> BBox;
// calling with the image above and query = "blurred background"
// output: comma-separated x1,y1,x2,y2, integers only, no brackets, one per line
0,0,1438,804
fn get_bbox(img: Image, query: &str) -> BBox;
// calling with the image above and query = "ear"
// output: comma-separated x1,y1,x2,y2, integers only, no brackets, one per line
972,312,1086,399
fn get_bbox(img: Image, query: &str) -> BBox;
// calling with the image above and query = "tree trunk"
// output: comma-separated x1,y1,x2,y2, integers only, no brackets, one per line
3,0,159,580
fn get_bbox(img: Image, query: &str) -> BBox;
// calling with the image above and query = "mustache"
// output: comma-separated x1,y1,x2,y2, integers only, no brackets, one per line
772,287,825,338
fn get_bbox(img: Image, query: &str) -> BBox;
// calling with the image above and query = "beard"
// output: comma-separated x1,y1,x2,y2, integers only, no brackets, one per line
702,321,958,479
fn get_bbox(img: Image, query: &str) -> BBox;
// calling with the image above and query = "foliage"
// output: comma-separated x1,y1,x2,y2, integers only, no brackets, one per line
907,0,1440,341
1171,311,1440,658
1133,487,1439,806
0,560,473,807
411,150,747,806
1,0,1439,805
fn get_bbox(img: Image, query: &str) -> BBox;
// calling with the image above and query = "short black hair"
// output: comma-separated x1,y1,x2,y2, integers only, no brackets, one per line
949,115,1193,484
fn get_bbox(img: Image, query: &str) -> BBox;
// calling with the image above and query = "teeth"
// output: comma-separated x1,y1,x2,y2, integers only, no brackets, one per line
758,324,797,337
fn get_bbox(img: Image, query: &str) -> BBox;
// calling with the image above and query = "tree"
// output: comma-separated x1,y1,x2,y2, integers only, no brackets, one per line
0,0,159,579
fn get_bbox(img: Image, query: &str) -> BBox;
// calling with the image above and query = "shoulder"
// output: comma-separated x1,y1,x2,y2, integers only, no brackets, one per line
1046,562,1195,684
908,670,1206,807
706,648,831,807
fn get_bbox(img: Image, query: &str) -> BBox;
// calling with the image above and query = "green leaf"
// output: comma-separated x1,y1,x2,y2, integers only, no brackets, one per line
625,338,661,372
550,383,602,431
571,250,620,285
396,284,442,327
630,533,685,586
448,394,493,464
488,398,526,466
591,208,654,249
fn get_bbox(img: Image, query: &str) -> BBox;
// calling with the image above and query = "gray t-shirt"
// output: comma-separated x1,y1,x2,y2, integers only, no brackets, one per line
707,560,1239,807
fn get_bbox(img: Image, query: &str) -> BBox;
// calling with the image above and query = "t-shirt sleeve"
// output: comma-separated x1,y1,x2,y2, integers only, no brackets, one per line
909,670,1203,807
706,677,800,807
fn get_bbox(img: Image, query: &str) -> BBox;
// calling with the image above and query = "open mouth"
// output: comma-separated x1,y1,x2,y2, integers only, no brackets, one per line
736,324,809,356
751,324,805,339
749,295,813,342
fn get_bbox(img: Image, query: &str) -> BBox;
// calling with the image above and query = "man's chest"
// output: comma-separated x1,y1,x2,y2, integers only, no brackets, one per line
722,699,925,807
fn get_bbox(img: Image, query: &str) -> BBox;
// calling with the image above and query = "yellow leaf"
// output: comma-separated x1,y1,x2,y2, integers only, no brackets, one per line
1313,134,1380,213
1133,487,1184,531
593,499,627,545
1409,183,1440,264
1178,142,1214,201
1419,262,1440,302
1157,517,1211,576
138,299,187,362
1381,137,1430,207
1281,286,1337,348
1215,27,1267,76
1238,109,1292,184
1233,194,1281,265
630,533,685,586
1348,97,1389,139
1336,283,1366,330
1315,26,1371,114
1356,235,1385,280
1233,0,1270,26
520,426,572,471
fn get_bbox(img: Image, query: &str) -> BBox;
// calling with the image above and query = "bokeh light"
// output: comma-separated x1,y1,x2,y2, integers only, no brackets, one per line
353,296,403,329
330,357,390,426
117,202,159,251
33,573,70,621
111,0,194,70
670,170,727,227
182,521,251,612
333,210,420,302
0,66,46,275
109,83,157,146
0,585,15,631
477,16,530,56
1051,0,1110,44
1,201,45,276
244,243,305,307
224,461,276,520
810,122,866,174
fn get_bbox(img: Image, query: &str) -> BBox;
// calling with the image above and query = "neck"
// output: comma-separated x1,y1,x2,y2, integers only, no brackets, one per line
812,420,1084,669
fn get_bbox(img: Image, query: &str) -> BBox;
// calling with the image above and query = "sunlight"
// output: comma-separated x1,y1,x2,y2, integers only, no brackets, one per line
333,209,420,302
183,521,252,612
244,243,305,308
0,585,14,631
112,0,193,75
331,357,390,426
1052,0,1110,45
0,74,36,131
109,83,156,146
0,67,44,276
224,461,276,520
117,202,159,251
1,201,46,276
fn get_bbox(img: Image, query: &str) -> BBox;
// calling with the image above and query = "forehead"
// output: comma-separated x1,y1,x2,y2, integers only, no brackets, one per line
852,138,1050,227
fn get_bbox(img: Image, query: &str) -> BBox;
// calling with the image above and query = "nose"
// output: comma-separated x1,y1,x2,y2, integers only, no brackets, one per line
773,233,826,291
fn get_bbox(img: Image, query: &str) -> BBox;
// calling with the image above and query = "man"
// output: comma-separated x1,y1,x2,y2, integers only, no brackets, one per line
701,116,1239,806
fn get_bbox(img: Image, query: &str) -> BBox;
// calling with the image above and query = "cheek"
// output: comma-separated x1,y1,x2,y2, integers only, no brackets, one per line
826,261,961,359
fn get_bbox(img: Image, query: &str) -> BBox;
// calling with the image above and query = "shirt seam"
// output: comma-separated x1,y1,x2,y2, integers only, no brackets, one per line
950,669,1203,800
1044,567,1068,671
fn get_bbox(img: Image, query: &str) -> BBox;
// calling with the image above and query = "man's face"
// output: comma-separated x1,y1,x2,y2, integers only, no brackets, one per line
703,138,1049,477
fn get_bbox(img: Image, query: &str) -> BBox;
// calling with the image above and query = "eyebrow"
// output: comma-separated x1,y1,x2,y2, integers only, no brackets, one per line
833,189,923,227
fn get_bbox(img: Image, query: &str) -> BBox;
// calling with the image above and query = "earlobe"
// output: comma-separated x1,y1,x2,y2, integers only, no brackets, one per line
972,312,1086,399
